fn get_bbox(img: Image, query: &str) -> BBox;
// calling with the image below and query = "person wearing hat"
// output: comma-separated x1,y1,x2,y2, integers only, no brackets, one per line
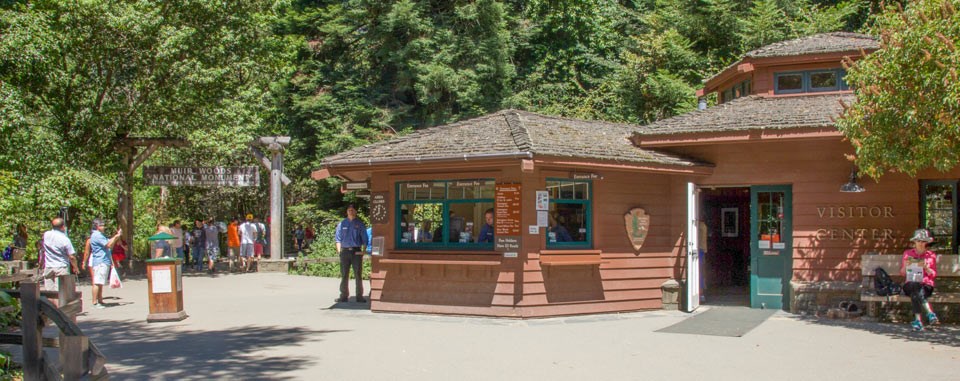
900,228,939,331
88,218,121,308
238,214,258,272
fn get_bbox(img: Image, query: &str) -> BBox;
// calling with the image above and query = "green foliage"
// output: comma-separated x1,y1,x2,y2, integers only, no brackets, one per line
288,221,372,278
837,0,960,178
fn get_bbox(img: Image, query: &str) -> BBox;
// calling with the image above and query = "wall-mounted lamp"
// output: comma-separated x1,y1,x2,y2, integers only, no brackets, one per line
840,167,865,193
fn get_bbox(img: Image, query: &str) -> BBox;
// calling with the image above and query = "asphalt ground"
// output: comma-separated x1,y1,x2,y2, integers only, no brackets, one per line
38,272,960,380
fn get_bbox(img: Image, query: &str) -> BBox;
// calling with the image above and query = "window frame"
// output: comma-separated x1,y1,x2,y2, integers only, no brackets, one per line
920,179,959,254
545,178,593,249
774,68,849,95
395,179,496,250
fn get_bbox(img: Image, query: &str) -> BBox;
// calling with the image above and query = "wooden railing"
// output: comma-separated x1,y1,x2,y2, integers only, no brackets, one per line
0,275,109,380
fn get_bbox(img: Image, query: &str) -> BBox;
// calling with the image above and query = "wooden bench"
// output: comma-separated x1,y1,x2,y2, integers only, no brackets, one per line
860,254,960,318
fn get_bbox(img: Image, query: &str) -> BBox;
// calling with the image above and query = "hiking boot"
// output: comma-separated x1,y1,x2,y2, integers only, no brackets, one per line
911,320,924,332
927,313,940,325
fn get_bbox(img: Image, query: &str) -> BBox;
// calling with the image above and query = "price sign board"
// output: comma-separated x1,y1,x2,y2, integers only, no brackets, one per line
495,184,522,251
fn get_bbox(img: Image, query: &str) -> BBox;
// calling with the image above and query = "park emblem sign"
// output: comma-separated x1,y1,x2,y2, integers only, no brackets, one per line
624,208,650,250
143,166,260,187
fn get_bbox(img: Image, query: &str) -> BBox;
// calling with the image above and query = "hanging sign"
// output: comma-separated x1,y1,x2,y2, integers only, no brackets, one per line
143,166,259,187
570,172,603,180
495,184,522,251
624,208,650,250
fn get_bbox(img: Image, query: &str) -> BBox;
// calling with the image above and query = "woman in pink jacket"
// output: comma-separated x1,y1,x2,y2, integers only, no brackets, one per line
900,229,939,331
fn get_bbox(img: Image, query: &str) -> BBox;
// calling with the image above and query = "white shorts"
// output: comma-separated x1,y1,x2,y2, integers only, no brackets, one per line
240,244,254,257
92,264,110,285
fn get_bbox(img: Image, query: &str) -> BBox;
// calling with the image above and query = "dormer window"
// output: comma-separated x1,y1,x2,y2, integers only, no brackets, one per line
720,79,752,104
774,69,848,95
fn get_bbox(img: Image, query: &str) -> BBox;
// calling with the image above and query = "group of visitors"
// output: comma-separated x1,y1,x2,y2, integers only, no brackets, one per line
176,215,268,274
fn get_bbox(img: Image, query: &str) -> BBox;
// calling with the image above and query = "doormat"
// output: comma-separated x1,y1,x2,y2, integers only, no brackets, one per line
655,307,776,337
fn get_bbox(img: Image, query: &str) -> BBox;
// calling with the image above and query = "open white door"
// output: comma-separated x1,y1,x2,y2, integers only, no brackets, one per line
686,182,700,312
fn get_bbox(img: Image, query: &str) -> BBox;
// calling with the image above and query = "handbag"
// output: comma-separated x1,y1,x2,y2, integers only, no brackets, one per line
109,265,123,289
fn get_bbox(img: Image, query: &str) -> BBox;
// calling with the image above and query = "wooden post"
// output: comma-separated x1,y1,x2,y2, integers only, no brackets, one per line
21,281,42,380
61,335,89,379
256,137,290,261
116,138,190,268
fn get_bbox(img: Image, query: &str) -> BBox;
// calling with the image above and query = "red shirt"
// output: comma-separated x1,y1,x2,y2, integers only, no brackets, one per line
901,248,937,287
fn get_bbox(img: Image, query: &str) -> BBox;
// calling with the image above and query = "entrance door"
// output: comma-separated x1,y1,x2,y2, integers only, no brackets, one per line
685,182,700,312
750,185,792,310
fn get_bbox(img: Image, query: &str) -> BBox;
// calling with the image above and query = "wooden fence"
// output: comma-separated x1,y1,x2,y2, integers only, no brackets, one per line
0,275,109,380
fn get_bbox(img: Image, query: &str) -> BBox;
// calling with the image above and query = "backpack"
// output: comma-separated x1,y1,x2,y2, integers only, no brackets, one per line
874,267,902,296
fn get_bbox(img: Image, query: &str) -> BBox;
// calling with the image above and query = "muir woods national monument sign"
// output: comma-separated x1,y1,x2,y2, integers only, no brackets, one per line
143,166,260,187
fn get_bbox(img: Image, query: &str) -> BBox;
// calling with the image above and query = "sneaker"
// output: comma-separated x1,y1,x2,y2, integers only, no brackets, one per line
911,320,924,332
335,297,349,303
927,313,940,325
94,304,107,309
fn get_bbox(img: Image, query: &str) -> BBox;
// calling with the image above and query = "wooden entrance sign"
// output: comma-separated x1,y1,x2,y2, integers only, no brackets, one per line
624,208,650,250
146,258,188,322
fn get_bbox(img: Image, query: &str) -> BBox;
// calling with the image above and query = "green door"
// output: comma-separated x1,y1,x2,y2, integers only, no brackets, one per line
750,185,792,310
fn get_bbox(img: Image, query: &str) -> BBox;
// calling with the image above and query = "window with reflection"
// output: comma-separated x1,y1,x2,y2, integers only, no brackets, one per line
545,179,591,248
774,69,848,94
396,179,495,249
921,180,958,254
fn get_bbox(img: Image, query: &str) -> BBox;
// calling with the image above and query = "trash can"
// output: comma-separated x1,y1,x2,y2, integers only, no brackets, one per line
146,258,188,322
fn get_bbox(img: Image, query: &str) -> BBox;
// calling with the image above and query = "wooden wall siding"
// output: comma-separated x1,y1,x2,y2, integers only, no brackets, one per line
516,169,681,315
671,138,960,283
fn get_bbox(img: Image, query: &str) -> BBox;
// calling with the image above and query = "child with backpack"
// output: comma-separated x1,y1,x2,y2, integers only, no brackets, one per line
900,229,939,331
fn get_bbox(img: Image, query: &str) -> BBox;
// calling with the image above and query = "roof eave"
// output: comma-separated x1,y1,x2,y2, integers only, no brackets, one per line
633,126,843,148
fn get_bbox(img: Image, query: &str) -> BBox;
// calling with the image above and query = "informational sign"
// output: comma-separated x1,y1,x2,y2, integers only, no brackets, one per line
371,236,385,256
537,211,548,227
495,236,521,252
143,166,259,187
535,191,549,211
495,184,522,236
370,192,389,224
529,225,540,234
624,208,650,251
495,184,521,252
151,269,172,293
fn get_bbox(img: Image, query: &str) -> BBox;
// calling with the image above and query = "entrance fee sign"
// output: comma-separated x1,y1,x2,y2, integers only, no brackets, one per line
144,166,259,187
495,184,522,236
495,184,522,252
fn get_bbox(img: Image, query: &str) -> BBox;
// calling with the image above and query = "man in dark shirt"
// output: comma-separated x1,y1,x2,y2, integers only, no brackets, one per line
335,204,368,303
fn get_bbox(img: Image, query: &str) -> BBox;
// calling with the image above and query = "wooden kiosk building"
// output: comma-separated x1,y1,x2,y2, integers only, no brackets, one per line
315,33,958,317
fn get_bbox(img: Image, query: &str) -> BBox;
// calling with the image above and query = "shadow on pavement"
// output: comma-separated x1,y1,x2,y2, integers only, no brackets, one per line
79,320,346,380
796,316,960,347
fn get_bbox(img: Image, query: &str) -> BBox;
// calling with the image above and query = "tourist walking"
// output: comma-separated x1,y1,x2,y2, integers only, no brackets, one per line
293,224,305,254
253,217,266,259
227,218,240,271
40,218,78,291
170,220,185,262
901,229,939,331
304,225,315,250
335,204,367,303
87,219,120,308
239,214,257,272
203,218,220,273
190,219,205,271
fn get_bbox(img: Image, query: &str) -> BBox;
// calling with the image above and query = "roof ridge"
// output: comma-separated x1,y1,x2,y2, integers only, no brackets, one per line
503,110,533,152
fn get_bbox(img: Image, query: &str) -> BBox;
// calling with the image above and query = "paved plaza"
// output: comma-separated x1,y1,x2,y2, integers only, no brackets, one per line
66,272,960,380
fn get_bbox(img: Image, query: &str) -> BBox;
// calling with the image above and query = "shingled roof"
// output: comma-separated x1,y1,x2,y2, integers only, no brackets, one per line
638,93,853,136
744,32,878,58
322,110,708,168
